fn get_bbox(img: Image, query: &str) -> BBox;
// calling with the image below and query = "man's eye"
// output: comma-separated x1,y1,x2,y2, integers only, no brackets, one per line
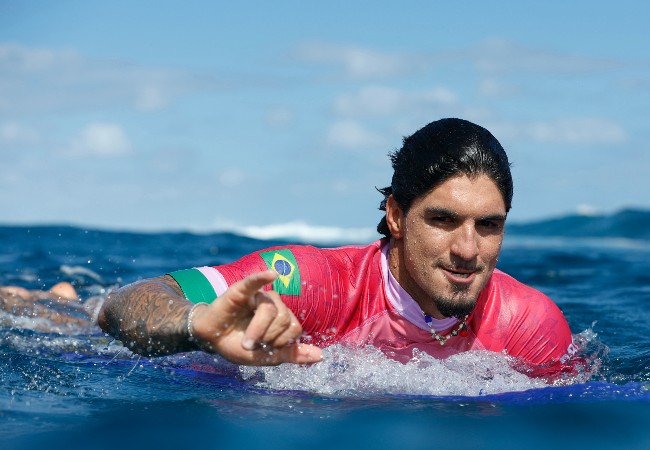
478,220,503,230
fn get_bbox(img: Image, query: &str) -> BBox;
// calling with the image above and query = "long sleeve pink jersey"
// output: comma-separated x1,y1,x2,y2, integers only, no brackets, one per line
170,239,576,369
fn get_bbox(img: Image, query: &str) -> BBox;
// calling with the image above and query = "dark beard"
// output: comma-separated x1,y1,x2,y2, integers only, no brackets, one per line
433,293,477,319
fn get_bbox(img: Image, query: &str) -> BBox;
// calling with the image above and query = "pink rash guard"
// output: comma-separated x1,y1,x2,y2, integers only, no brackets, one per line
169,239,576,369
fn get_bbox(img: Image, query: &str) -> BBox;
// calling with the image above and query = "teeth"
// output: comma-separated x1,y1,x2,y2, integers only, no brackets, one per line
457,273,470,278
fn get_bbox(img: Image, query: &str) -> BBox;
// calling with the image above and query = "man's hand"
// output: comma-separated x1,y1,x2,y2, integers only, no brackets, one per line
190,270,323,366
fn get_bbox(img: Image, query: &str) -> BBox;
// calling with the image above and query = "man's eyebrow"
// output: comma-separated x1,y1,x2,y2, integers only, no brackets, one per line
423,207,507,222
423,207,459,218
480,213,507,222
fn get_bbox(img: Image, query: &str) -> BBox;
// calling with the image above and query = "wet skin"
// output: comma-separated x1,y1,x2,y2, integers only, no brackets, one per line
386,174,507,319
0,282,99,329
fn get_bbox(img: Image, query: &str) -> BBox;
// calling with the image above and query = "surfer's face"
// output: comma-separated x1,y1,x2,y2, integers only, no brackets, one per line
386,174,506,319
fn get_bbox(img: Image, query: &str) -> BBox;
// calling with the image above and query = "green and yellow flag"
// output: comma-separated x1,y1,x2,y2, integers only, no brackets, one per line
259,249,301,296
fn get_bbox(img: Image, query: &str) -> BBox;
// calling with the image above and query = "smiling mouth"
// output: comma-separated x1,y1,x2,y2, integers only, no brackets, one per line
443,267,479,281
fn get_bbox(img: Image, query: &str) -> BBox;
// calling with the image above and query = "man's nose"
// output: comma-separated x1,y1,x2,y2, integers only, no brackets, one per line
450,223,479,260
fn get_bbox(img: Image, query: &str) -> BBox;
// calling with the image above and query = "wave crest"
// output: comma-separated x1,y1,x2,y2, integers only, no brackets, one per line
219,221,378,244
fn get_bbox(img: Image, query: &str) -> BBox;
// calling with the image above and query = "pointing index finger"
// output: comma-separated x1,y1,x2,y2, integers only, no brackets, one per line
228,270,278,303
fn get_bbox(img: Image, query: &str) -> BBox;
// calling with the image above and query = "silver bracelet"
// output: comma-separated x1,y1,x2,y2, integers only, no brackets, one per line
187,302,208,344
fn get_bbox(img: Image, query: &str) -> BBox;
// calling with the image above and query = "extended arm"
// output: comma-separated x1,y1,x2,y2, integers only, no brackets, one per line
97,275,195,355
97,271,323,365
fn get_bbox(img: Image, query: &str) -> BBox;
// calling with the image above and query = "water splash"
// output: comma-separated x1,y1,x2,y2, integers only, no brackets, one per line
239,345,550,397
238,326,608,397
59,265,104,284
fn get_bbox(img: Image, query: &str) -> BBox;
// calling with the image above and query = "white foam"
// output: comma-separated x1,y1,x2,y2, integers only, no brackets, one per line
0,310,95,337
239,345,549,397
60,264,104,283
215,221,379,245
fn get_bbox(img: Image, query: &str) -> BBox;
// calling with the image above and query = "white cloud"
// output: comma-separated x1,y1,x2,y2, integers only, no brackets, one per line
292,39,620,83
478,79,520,98
333,85,457,117
134,85,168,112
326,120,386,150
0,42,219,115
0,121,39,146
218,168,246,188
66,123,132,157
293,42,427,79
0,42,77,72
472,38,619,74
265,107,294,127
492,118,627,145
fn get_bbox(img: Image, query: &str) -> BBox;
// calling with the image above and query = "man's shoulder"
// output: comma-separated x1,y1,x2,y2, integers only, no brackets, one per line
481,268,565,322
255,239,384,267
487,268,552,303
477,270,574,366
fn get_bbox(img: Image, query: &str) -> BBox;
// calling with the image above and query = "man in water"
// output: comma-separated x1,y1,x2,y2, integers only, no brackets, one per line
97,118,576,373
0,282,98,330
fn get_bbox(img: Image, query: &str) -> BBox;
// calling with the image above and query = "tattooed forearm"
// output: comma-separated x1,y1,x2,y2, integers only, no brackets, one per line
97,275,198,356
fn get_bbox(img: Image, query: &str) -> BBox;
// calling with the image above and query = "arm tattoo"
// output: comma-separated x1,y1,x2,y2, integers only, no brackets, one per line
98,275,198,356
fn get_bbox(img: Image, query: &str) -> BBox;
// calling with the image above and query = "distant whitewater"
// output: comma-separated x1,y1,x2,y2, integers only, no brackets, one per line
223,221,378,245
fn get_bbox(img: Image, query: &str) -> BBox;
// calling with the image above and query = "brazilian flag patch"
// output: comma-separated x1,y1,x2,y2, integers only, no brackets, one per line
259,249,301,296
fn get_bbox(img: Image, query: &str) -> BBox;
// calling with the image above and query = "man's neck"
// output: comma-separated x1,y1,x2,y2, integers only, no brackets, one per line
386,238,446,319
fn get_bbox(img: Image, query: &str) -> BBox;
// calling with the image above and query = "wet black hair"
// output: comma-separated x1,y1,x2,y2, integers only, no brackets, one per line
377,118,513,237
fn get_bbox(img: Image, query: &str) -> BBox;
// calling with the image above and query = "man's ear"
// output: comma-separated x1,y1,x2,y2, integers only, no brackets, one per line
385,195,405,239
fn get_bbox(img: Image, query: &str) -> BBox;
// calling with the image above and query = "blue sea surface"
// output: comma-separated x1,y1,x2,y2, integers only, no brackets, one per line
1,225,649,450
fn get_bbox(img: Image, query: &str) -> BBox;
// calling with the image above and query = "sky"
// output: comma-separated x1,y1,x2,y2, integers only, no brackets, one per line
1,1,649,240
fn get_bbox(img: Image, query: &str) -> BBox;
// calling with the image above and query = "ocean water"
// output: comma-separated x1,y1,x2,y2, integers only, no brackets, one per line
0,225,649,450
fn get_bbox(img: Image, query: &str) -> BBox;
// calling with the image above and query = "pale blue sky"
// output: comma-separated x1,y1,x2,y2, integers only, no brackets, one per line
1,1,649,238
